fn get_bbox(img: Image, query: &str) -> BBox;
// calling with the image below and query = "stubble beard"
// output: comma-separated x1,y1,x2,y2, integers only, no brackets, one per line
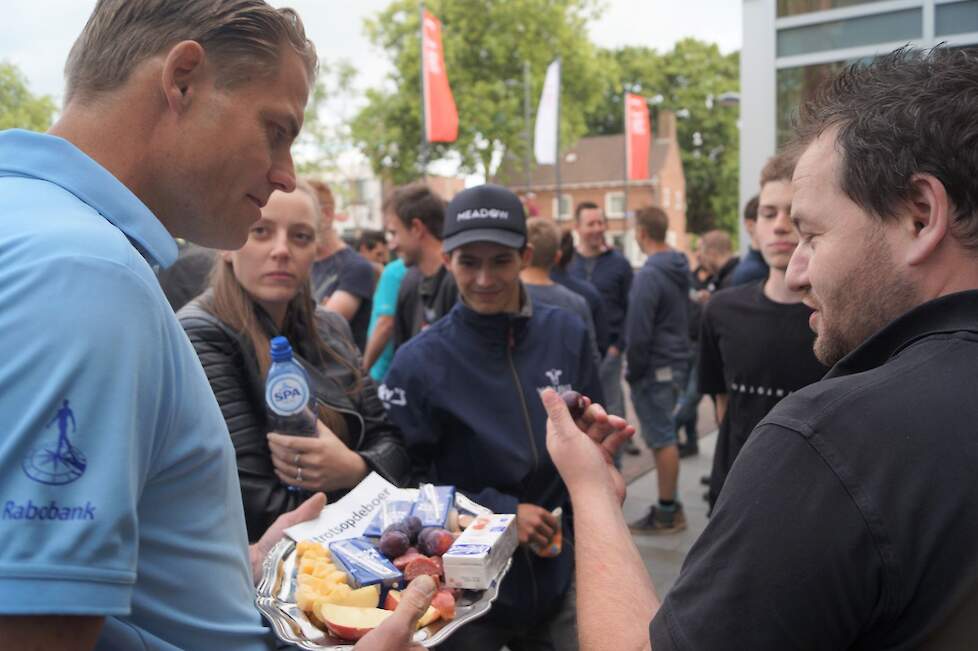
812,239,919,367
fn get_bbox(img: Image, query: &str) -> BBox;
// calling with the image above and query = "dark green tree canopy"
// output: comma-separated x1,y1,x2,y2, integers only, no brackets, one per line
586,40,740,236
351,0,607,184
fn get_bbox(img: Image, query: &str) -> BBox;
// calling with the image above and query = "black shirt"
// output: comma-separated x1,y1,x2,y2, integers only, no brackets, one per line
393,265,458,350
654,290,978,649
698,281,825,505
310,247,375,351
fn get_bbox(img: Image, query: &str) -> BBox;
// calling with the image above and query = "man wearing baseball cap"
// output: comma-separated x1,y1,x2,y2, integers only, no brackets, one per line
381,184,607,650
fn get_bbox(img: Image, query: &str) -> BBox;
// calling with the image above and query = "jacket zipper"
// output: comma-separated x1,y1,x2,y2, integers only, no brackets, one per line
506,323,541,621
506,325,539,470
315,398,366,451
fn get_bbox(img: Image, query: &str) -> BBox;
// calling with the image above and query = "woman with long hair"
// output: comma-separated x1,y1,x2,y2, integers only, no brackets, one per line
178,181,410,542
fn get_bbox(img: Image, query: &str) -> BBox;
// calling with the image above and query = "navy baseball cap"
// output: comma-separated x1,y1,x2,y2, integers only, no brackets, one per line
442,184,527,253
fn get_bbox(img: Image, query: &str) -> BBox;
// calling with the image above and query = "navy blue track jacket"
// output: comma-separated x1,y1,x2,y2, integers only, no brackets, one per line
568,248,633,349
625,249,691,382
381,292,603,629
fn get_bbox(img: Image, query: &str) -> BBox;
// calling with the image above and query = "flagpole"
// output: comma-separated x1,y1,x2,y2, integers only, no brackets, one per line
419,1,429,179
523,60,532,192
623,91,629,223
554,58,562,220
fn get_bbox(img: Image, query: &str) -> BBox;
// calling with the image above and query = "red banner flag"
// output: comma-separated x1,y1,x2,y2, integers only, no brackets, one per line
422,10,458,143
625,93,651,181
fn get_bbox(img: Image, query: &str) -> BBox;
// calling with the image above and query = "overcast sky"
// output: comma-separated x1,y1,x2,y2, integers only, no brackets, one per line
1,1,741,105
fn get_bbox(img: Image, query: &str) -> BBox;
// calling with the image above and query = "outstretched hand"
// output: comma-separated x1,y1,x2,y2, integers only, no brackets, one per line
542,389,634,504
249,492,327,586
354,575,437,650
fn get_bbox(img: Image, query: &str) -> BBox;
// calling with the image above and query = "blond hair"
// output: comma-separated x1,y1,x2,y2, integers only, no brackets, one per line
65,0,317,103
526,217,561,269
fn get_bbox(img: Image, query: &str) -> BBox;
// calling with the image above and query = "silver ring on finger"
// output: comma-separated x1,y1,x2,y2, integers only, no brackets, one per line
296,466,303,482
293,452,301,466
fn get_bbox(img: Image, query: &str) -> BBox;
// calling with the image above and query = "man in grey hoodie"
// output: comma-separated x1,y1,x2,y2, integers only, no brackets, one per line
625,206,691,533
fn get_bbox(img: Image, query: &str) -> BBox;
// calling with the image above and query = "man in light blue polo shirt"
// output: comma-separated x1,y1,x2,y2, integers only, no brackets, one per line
0,2,434,650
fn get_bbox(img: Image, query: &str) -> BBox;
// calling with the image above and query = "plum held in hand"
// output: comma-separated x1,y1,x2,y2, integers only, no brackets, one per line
560,390,587,420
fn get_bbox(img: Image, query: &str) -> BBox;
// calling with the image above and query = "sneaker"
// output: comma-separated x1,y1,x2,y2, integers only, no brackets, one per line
624,439,642,456
629,504,687,534
699,474,711,486
678,445,699,459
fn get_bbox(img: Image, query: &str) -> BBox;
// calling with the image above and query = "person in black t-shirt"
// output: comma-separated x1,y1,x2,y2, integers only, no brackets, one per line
699,154,826,509
307,179,375,351
540,47,978,651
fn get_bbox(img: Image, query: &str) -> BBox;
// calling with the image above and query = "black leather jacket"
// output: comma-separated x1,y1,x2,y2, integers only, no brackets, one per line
177,294,410,542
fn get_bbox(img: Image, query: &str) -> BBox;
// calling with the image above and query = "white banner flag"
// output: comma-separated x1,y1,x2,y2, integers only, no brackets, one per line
534,59,561,165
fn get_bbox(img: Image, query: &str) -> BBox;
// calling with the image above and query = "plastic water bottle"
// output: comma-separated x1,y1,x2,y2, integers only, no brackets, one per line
265,336,317,437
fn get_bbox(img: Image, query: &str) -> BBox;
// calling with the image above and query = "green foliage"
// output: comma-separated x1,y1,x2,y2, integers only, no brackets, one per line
351,0,607,184
0,62,56,132
585,40,740,236
296,58,359,175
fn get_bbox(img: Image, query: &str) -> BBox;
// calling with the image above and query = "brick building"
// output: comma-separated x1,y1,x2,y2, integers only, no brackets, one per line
495,110,688,263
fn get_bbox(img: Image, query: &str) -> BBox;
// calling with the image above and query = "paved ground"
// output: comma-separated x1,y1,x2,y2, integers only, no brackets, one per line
623,428,716,595
613,383,719,596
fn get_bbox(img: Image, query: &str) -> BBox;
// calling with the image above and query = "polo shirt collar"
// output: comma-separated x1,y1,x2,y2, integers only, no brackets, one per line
0,129,178,268
826,290,978,379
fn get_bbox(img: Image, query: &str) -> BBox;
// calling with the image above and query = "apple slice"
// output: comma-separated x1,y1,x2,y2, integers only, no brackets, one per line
383,589,441,629
416,605,441,629
316,603,393,641
383,589,401,611
327,584,380,608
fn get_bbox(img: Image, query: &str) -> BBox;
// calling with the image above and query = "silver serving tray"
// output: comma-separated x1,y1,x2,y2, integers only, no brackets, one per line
256,538,512,649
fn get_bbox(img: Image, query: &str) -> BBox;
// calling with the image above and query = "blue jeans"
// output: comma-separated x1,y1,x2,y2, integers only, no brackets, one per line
629,365,687,450
674,355,700,449
599,350,626,418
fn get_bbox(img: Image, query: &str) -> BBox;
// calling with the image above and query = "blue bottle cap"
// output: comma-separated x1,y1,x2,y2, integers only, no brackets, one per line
270,336,294,363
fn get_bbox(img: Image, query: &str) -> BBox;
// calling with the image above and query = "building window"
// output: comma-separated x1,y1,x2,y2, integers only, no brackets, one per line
777,8,921,57
605,192,625,218
552,194,572,221
937,1,978,37
777,59,849,145
777,0,894,18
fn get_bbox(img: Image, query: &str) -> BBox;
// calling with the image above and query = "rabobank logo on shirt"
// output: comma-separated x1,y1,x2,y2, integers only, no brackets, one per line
266,374,309,416
22,399,87,486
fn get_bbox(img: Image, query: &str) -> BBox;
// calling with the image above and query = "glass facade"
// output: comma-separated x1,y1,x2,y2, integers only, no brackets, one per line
777,8,922,56
778,0,894,18
776,60,849,145
936,1,978,36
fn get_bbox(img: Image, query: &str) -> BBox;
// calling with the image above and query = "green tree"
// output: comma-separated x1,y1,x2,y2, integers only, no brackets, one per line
0,62,56,132
351,0,608,183
295,58,359,176
585,40,740,236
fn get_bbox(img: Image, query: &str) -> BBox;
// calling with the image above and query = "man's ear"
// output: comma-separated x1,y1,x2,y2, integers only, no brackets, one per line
521,244,534,270
442,250,452,268
160,40,208,114
905,173,951,267
409,217,426,238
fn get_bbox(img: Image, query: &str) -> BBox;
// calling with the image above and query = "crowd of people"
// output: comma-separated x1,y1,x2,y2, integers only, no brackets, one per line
1,1,977,650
